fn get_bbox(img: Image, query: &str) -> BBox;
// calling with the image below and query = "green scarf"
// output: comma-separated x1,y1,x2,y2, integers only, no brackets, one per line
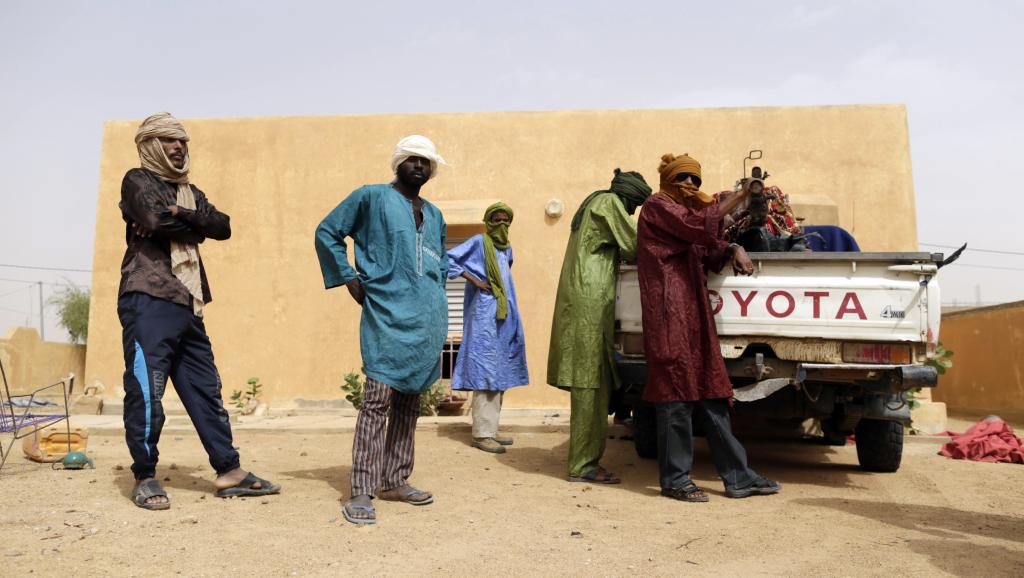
570,168,652,231
483,202,514,320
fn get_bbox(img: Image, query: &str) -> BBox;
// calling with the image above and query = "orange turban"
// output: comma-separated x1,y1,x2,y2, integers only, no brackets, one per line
658,153,714,206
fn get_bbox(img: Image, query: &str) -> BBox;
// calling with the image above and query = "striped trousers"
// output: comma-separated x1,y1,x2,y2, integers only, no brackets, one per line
350,377,421,497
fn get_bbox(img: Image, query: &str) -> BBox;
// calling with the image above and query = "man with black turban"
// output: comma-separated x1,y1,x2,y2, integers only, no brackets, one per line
118,112,279,510
547,169,651,484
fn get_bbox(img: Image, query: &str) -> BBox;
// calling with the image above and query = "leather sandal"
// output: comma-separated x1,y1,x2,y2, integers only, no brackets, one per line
661,481,710,503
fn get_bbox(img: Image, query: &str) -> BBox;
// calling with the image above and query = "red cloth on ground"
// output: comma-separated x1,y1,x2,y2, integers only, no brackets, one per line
636,194,733,403
938,419,1024,463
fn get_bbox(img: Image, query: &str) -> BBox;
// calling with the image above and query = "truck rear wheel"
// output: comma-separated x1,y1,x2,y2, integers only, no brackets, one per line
855,419,903,472
632,402,658,459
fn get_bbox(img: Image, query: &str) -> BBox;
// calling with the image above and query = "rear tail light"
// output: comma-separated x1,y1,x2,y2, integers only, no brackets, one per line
842,342,911,364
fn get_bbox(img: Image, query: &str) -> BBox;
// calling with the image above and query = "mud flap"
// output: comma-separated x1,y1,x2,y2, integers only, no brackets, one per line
862,393,912,425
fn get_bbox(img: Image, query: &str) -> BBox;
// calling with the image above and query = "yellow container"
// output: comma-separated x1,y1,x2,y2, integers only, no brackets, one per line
22,424,89,463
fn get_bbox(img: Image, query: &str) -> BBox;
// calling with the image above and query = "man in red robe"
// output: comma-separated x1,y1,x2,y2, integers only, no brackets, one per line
636,153,780,502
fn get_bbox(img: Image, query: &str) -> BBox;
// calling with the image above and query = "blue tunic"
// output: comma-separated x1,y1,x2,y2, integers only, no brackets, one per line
315,184,448,394
446,235,529,391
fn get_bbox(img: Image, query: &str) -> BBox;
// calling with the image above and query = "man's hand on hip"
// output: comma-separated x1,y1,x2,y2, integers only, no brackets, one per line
463,273,492,294
346,279,365,305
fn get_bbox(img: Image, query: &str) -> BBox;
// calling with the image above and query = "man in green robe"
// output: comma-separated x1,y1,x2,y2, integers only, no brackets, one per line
547,169,652,483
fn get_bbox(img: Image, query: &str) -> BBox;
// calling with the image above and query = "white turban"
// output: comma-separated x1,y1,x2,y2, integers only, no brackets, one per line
391,135,447,180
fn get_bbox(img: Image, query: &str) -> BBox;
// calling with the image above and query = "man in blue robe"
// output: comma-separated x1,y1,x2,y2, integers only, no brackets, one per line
315,135,449,525
447,202,529,453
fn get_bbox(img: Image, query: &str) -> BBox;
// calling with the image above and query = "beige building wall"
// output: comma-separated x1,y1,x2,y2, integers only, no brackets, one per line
931,302,1024,413
85,105,918,407
0,327,85,396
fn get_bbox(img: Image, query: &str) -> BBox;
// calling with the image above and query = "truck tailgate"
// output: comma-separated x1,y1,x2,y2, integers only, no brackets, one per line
617,252,941,343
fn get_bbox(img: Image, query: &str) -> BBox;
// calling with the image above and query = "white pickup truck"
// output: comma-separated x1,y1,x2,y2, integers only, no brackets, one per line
614,251,943,472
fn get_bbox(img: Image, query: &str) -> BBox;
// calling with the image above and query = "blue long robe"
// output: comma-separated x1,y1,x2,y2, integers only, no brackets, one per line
446,235,529,391
315,184,448,394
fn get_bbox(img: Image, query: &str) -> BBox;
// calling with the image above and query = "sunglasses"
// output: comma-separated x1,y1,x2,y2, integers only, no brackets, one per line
673,173,702,188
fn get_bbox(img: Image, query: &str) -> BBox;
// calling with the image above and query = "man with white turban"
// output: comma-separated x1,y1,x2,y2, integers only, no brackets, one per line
316,134,449,525
118,112,280,510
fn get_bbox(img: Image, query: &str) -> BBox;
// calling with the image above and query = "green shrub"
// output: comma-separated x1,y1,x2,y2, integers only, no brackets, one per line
341,371,445,416
341,372,364,410
230,377,263,409
419,381,446,416
924,343,954,375
908,343,954,411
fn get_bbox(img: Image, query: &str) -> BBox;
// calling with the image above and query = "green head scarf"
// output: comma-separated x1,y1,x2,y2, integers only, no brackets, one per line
482,202,514,320
570,169,652,231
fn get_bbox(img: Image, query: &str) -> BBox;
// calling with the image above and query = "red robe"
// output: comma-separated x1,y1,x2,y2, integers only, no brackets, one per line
637,194,734,403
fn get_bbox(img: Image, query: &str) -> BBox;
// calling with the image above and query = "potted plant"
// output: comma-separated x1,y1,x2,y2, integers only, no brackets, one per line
436,385,467,416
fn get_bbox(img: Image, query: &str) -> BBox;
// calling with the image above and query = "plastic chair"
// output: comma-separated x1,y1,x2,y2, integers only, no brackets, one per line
0,357,75,471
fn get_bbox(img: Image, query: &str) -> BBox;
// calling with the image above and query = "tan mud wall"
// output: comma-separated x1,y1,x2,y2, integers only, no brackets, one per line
932,302,1024,413
86,105,918,406
0,327,85,396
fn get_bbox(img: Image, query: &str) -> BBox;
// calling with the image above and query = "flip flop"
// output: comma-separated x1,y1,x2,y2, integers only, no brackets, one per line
342,501,377,525
378,485,434,505
133,478,171,511
568,466,621,485
215,472,281,498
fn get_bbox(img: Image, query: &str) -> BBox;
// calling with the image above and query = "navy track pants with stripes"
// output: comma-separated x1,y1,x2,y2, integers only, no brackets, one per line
118,292,240,481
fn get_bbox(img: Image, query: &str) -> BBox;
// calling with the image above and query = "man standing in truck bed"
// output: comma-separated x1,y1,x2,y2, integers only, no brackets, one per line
636,152,780,502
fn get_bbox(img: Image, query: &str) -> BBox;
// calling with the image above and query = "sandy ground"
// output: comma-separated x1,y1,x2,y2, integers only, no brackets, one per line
1,416,1023,577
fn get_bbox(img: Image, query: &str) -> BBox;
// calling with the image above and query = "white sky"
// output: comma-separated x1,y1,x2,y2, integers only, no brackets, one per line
1,0,1022,342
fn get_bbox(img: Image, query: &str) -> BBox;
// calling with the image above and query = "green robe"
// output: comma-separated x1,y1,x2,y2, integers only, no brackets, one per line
547,193,638,391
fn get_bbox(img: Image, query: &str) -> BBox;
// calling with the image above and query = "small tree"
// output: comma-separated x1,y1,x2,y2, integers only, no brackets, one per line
48,284,90,344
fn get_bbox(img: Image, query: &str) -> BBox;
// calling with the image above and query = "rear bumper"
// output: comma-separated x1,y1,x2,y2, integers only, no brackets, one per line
799,363,937,394
616,358,937,396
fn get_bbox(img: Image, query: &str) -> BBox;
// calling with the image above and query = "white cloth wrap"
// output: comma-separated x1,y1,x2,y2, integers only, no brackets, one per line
390,135,447,180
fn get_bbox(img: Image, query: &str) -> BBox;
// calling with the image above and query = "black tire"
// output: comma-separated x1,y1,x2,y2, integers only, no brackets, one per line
855,419,904,472
632,402,658,459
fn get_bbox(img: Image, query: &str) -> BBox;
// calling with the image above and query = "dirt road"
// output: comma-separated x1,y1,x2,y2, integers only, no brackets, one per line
2,421,1022,577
